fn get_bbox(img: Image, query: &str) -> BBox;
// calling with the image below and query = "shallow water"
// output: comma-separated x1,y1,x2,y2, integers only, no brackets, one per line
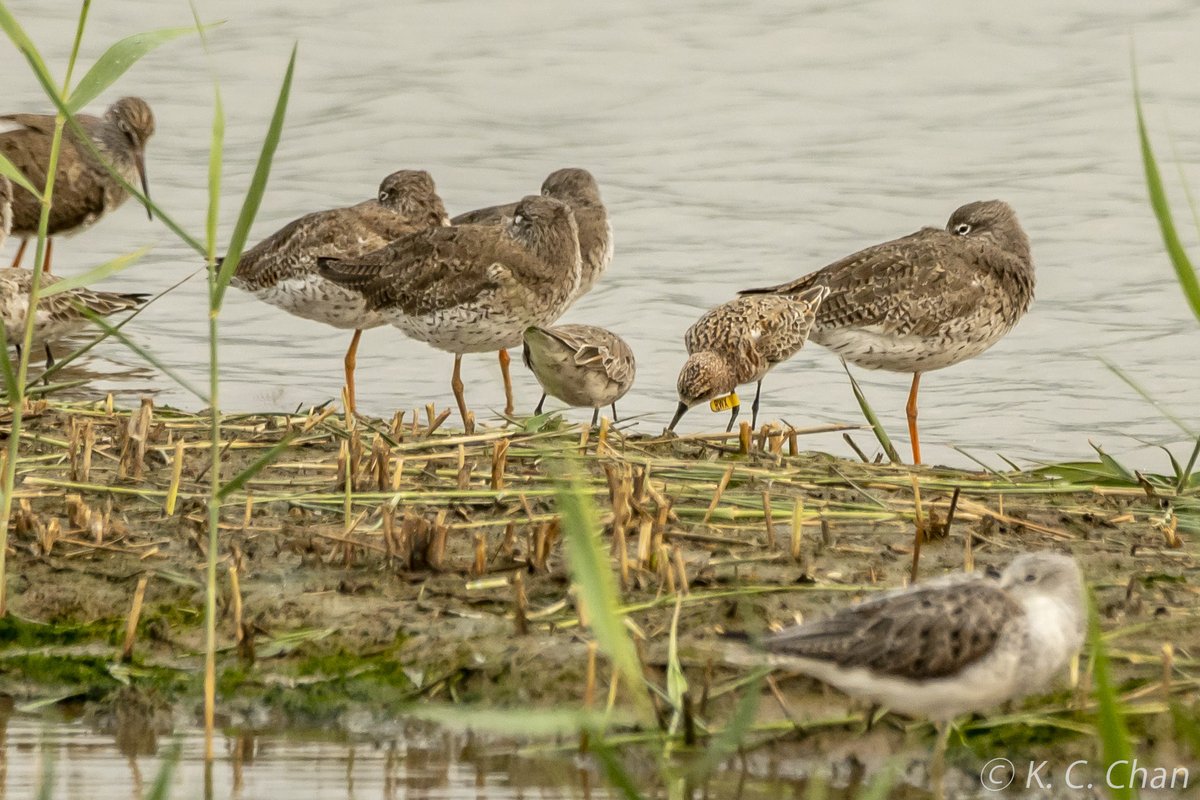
2,0,1199,469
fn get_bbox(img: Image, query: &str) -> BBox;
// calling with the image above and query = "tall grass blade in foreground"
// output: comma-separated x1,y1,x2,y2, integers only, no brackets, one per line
553,458,657,726
841,361,901,464
1090,597,1138,800
1133,71,1200,324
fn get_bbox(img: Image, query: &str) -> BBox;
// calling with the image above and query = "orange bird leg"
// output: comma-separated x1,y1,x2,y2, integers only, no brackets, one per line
497,348,514,416
10,238,28,268
906,372,922,466
452,353,474,434
343,329,363,416
41,238,53,273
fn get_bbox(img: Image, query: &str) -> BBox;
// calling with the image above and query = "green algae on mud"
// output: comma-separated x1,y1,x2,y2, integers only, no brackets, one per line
1,398,1198,767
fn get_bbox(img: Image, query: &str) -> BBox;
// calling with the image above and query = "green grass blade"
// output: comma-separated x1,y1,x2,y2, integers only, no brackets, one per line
0,151,42,198
1098,355,1196,437
216,432,298,500
36,244,152,297
0,323,15,396
685,673,762,782
1089,595,1138,800
1133,71,1200,323
68,25,217,113
665,596,687,737
841,361,901,464
591,739,646,800
1088,440,1136,484
145,741,181,800
1179,435,1200,494
553,458,657,726
212,44,296,309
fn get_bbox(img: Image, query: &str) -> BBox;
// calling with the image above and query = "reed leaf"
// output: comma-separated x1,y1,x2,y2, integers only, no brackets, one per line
78,310,209,403
0,4,53,83
68,25,216,113
1090,596,1137,800
212,44,296,309
36,245,152,297
591,739,646,800
553,458,657,726
841,361,901,464
1134,74,1200,324
145,741,181,800
0,151,42,198
216,432,298,500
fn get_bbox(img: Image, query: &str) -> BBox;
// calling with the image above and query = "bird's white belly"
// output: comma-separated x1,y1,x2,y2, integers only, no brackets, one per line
780,648,1022,721
254,275,386,330
814,326,1004,373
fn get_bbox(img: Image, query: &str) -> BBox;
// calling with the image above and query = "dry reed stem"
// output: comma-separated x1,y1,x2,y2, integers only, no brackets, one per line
790,498,804,562
910,475,925,583
229,558,244,644
121,575,150,662
471,532,487,577
701,465,734,524
490,439,509,490
672,545,689,594
738,422,751,455
762,490,776,549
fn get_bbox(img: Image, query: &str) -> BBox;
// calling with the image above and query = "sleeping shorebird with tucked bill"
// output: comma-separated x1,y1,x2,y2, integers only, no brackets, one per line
669,285,828,433
522,324,635,427
227,170,449,415
452,168,612,415
1,97,155,273
318,195,582,433
741,200,1034,465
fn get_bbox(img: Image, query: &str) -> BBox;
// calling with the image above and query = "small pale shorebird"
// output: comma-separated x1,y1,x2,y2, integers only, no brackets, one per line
522,324,635,427
451,168,612,415
669,285,828,432
228,170,449,415
318,195,582,433
741,200,1034,465
1,97,155,273
730,552,1084,794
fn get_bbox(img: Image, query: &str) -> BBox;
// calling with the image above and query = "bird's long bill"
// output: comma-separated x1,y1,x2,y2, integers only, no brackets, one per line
136,151,153,220
668,400,689,432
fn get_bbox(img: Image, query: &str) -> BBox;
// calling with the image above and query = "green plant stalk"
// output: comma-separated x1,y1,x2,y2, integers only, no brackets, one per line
0,2,89,616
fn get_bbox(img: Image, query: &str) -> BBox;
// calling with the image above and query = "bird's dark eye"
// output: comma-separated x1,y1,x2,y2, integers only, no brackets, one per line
1024,573,1036,583
954,223,972,236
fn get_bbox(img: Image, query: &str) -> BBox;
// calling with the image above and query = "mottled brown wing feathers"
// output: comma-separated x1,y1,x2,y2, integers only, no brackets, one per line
761,580,1018,680
450,201,517,226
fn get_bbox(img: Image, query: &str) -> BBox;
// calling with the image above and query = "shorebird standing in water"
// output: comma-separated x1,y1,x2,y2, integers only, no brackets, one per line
228,170,449,415
522,324,635,427
729,552,1085,796
318,195,581,433
0,97,155,273
670,285,828,433
452,168,611,415
741,200,1034,465
1,174,147,371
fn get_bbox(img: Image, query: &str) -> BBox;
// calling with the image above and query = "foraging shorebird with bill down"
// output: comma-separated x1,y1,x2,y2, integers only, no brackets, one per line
452,168,612,415
0,97,155,274
741,200,1034,465
227,170,449,415
670,285,828,433
318,195,582,433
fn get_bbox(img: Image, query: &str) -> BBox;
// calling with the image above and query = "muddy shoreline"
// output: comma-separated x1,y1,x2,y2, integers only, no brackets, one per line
2,398,1198,785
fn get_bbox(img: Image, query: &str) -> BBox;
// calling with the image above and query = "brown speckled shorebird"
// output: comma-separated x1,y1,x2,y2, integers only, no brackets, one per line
742,201,1034,465
228,170,449,415
670,285,828,432
318,195,581,433
0,97,155,273
451,168,612,415
522,324,636,427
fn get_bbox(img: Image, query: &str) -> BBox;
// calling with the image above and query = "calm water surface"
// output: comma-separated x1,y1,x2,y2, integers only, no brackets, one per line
2,0,1199,469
